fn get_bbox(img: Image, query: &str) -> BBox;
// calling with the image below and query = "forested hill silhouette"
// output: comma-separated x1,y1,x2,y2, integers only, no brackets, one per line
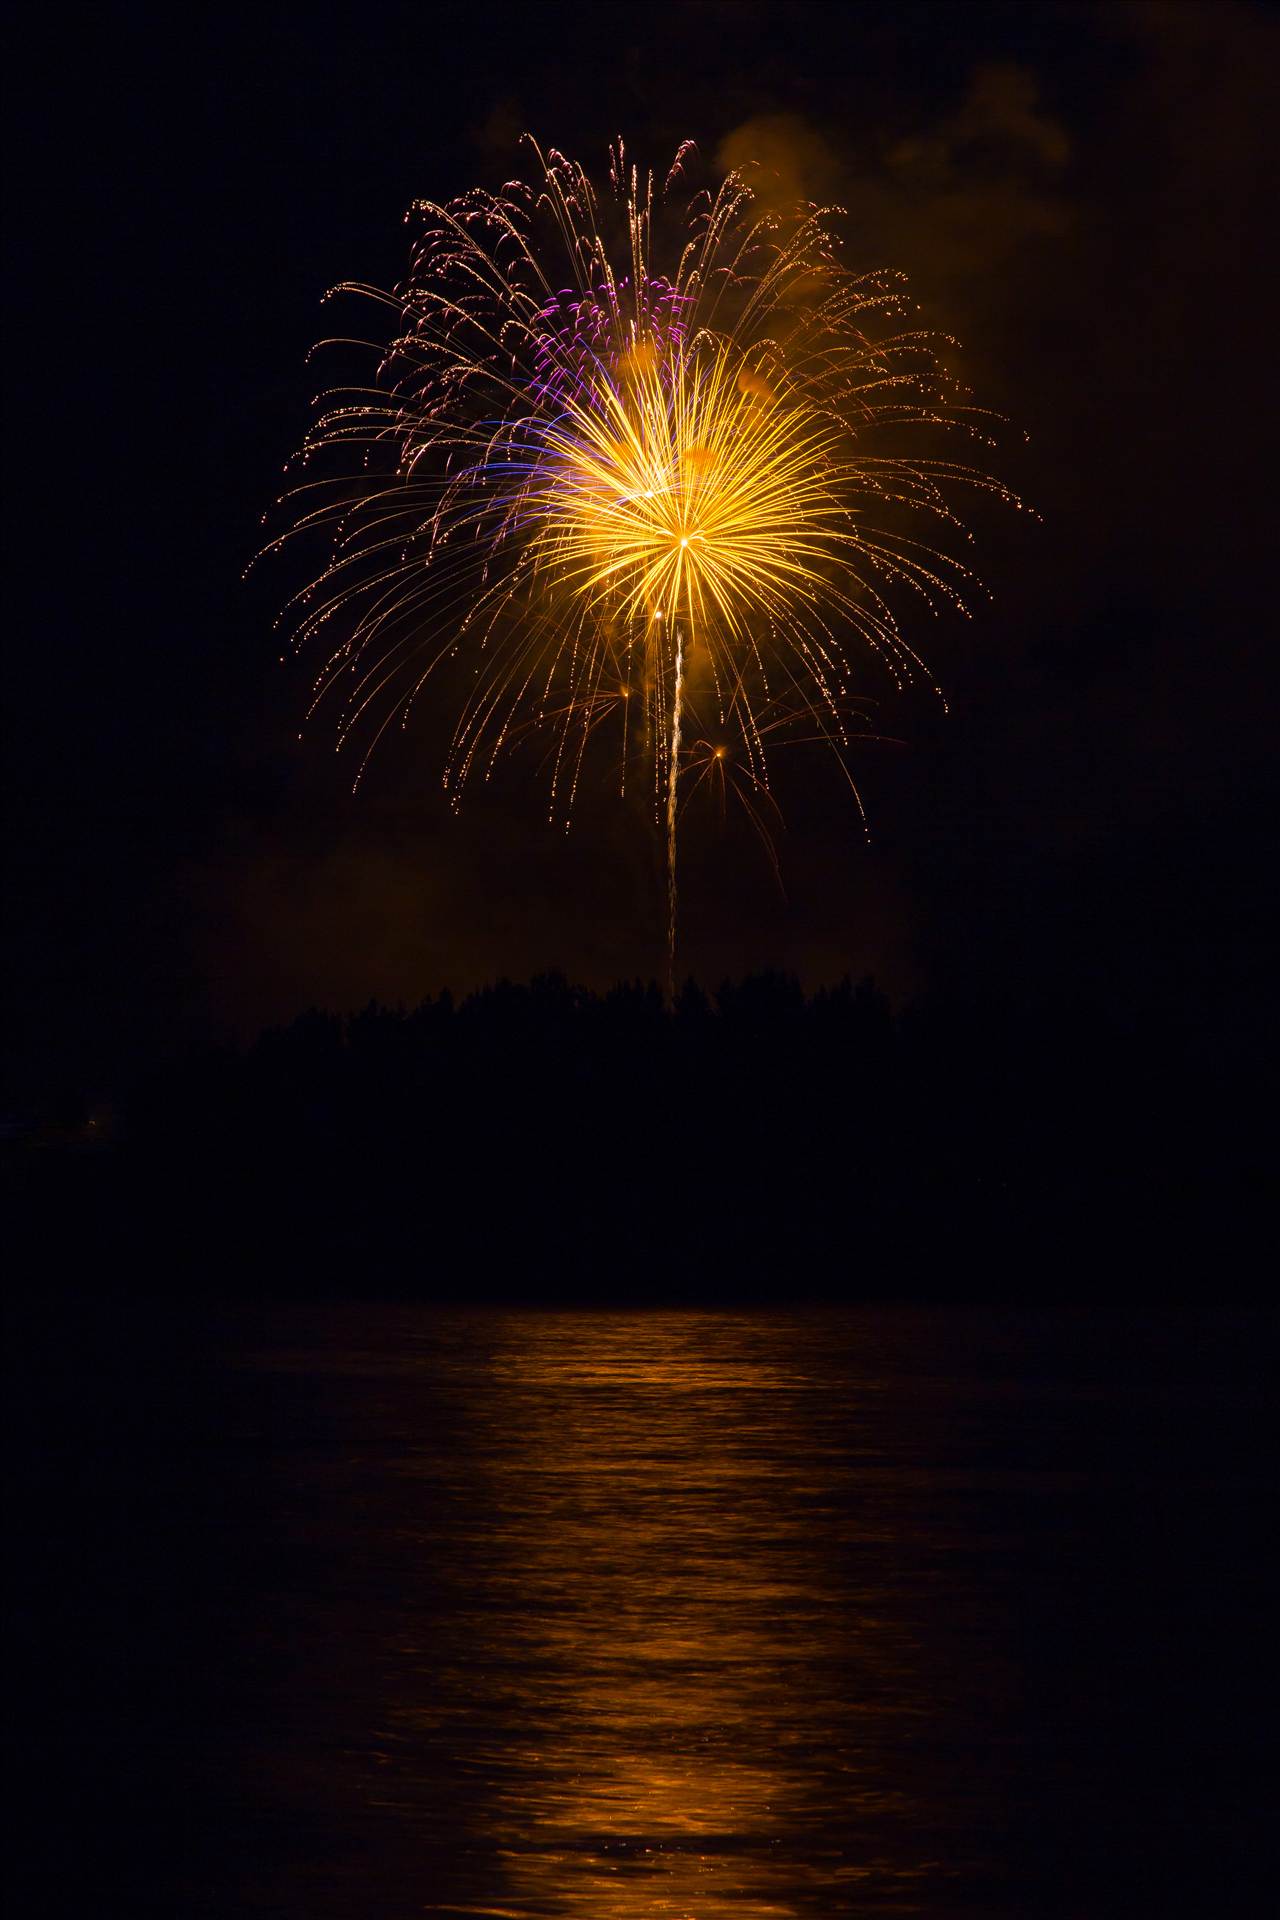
9,973,1267,1300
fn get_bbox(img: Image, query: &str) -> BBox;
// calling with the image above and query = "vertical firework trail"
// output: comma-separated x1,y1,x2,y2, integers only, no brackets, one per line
666,623,685,1000
263,138,1025,986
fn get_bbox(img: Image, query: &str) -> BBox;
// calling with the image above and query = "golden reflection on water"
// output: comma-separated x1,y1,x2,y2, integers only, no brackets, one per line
412,1314,909,1918
230,1303,1246,1916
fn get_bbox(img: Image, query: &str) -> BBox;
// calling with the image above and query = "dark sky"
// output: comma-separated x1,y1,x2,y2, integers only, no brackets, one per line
5,0,1276,1098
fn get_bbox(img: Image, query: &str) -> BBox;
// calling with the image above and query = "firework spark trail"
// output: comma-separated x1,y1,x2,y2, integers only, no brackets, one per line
262,137,1025,976
666,622,685,1001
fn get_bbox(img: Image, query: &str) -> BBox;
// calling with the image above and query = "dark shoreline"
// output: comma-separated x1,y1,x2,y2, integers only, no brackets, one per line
6,970,1268,1309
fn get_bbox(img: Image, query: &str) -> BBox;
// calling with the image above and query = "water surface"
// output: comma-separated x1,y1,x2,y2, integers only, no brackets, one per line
115,1306,1261,1918
25,1305,1268,1915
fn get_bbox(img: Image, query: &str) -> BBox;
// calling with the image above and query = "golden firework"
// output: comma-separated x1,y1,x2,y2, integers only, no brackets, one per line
263,138,1023,986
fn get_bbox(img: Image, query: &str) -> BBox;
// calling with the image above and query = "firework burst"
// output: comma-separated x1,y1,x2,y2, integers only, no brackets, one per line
262,138,1024,988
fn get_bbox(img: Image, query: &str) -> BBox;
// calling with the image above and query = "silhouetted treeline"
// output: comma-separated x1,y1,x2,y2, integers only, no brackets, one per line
8,973,1268,1299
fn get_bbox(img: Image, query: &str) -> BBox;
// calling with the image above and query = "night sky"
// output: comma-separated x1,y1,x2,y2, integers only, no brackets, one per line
6,0,1276,1103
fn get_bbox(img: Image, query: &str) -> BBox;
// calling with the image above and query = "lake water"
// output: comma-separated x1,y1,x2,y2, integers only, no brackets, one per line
23,1306,1270,1914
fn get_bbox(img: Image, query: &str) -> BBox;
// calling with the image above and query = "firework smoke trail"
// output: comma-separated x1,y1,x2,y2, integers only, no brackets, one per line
262,137,1026,978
